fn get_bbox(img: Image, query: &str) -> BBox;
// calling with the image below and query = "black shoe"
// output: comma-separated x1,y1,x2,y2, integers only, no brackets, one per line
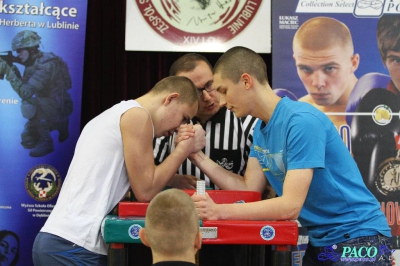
21,139,39,149
29,140,54,157
21,124,40,148
58,129,69,142
21,135,40,149
56,120,69,142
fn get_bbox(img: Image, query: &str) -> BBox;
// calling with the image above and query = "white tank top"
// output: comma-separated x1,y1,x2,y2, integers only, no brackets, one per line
41,100,153,255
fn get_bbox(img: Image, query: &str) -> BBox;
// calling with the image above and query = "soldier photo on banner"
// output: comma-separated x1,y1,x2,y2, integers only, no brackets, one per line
0,30,73,157
0,1,88,265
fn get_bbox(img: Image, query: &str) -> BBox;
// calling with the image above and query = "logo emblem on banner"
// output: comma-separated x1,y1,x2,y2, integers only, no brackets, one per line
372,104,392,126
135,0,261,46
25,164,62,201
376,140,400,198
354,0,385,17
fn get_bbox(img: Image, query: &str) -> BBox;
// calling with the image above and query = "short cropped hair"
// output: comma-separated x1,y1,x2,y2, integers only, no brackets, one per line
169,53,212,76
214,46,268,84
293,16,354,55
150,76,200,107
145,189,199,256
377,15,400,63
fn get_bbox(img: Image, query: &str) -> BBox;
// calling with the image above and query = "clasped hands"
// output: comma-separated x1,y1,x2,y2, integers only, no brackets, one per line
174,124,205,155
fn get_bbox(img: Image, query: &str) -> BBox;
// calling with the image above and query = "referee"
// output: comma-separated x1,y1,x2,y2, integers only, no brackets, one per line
154,53,258,190
153,53,261,266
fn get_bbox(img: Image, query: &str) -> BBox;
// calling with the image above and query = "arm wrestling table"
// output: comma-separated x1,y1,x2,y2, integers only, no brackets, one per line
102,190,298,266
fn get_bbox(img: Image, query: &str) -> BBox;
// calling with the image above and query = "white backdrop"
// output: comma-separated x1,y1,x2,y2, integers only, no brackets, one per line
125,0,271,53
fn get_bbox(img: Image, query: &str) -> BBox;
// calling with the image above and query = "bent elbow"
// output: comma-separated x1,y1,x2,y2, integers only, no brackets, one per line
280,206,301,220
133,192,154,203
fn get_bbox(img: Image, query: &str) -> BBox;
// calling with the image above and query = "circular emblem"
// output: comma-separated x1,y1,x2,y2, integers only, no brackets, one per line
372,104,392,126
128,224,142,239
25,164,62,202
260,225,275,241
375,157,400,198
135,0,261,46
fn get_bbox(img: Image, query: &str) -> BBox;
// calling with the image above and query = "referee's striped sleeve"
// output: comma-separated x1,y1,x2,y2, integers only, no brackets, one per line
153,136,171,165
241,116,258,169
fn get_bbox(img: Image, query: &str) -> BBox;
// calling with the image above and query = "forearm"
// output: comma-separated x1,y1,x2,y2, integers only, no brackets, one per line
190,152,249,190
154,146,189,182
133,147,189,201
215,197,300,221
128,124,205,201
218,169,309,220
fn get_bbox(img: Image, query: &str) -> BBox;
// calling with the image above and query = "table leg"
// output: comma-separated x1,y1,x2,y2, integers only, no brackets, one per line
108,243,127,266
271,245,291,266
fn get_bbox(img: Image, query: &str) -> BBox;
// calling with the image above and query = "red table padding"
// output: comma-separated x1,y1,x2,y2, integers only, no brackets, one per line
201,220,298,246
118,202,149,217
118,190,261,217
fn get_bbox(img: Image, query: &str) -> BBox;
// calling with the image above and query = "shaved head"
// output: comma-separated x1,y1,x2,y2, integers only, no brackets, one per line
144,189,199,256
293,16,354,56
214,46,268,84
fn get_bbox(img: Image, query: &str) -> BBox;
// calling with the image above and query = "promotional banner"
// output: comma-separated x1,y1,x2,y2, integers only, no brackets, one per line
272,1,399,264
0,0,88,265
125,0,271,53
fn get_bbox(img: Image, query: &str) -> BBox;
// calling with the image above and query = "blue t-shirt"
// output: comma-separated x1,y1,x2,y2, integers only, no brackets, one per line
249,97,391,247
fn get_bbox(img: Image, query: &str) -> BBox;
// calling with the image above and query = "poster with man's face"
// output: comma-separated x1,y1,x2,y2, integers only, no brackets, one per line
272,0,400,260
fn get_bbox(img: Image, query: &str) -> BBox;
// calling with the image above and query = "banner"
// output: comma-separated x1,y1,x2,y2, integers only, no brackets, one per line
125,0,271,53
0,0,88,265
272,0,400,264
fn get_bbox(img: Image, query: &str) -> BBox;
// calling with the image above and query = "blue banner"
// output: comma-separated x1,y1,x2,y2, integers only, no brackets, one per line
0,0,88,265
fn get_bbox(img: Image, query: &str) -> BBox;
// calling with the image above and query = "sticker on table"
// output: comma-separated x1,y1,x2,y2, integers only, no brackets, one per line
260,225,275,241
128,224,142,239
200,227,218,239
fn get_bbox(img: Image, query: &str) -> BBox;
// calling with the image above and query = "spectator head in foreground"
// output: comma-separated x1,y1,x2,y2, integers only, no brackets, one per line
140,189,201,265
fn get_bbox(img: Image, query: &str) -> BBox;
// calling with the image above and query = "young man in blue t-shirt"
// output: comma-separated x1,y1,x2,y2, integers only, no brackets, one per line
189,46,392,265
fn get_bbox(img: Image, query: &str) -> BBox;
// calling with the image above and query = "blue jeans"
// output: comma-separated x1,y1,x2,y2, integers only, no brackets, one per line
302,234,393,265
32,232,107,266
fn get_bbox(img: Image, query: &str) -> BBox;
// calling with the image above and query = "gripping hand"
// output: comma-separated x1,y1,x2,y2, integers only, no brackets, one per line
0,59,10,78
5,65,24,97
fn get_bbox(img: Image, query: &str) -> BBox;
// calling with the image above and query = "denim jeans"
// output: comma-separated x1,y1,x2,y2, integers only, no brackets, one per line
302,234,393,265
32,232,107,266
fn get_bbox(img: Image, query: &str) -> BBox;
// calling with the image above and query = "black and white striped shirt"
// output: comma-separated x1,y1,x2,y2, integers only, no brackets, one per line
153,107,258,189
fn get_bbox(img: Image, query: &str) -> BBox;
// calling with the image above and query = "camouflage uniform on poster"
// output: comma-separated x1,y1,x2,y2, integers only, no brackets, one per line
0,30,73,157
